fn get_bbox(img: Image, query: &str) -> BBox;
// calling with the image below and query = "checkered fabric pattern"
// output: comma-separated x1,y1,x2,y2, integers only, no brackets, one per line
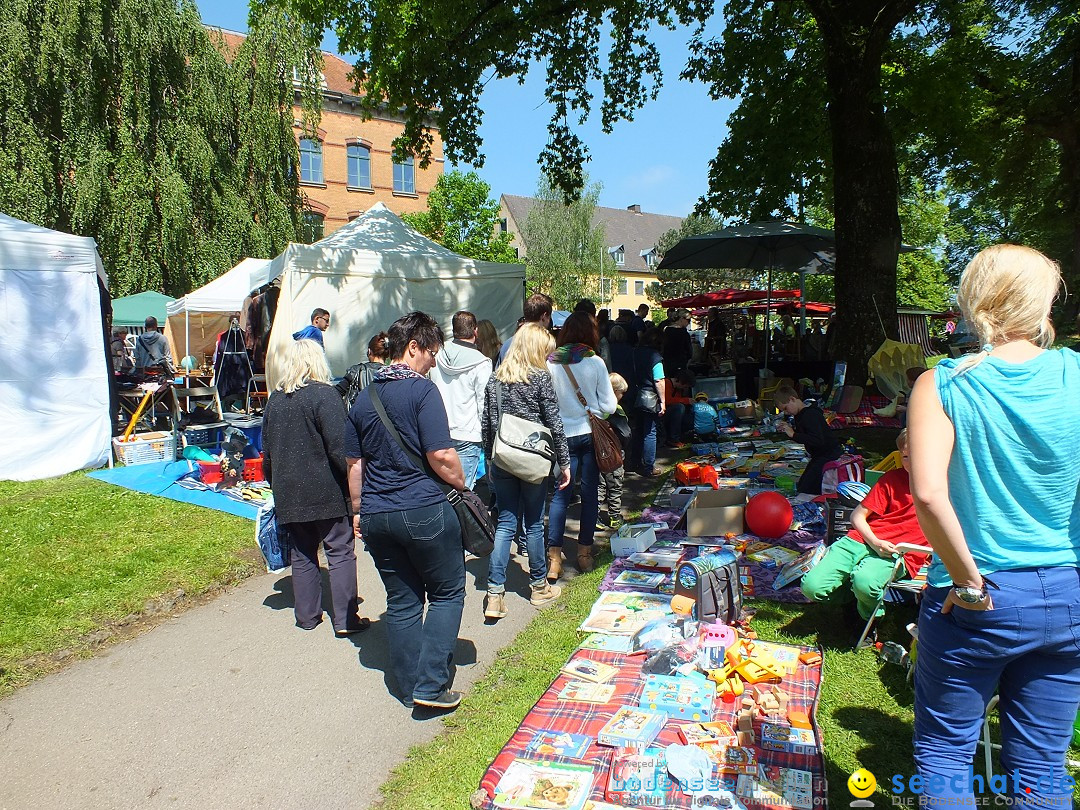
825,394,902,430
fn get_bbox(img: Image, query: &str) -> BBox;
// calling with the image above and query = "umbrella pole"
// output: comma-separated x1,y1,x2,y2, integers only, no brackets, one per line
763,265,772,373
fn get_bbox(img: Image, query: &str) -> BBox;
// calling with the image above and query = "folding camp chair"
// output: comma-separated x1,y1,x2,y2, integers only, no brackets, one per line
855,542,932,650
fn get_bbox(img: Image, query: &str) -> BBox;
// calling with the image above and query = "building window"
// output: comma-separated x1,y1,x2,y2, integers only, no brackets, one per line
499,218,508,233
618,278,628,296
609,245,625,266
635,280,645,296
299,138,323,185
393,156,415,194
301,211,324,243
642,248,657,268
347,143,371,189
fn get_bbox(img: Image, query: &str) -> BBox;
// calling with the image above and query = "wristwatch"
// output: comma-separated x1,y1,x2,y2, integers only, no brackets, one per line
953,584,988,604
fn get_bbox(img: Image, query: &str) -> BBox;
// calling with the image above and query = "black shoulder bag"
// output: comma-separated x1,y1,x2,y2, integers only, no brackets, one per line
368,384,495,557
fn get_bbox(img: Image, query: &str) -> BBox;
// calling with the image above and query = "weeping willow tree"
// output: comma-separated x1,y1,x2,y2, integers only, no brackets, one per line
0,0,321,296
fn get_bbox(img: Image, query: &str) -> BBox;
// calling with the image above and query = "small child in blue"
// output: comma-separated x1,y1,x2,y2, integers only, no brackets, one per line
692,393,719,439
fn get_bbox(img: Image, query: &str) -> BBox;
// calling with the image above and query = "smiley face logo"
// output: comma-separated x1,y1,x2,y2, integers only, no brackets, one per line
848,768,877,799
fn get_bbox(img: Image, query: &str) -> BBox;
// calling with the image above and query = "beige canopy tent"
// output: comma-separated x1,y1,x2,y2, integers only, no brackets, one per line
264,203,525,389
164,258,275,365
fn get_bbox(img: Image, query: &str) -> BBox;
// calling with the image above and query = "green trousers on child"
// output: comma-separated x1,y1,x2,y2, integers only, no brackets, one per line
800,536,901,620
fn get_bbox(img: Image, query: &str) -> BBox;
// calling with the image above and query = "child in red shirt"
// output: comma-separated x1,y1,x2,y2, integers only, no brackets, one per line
800,429,930,627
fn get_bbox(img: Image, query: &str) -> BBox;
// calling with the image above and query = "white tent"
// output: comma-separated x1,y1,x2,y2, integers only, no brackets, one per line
164,257,275,363
0,214,111,480
265,203,525,388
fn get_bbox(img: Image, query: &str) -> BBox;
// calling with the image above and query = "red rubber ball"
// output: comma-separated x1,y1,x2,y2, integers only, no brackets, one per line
744,491,794,539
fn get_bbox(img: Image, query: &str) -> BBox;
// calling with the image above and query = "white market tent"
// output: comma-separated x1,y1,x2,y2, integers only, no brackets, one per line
0,213,111,480
264,203,525,388
164,257,274,363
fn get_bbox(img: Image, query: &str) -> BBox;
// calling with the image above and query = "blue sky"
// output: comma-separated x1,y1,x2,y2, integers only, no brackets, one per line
195,2,736,218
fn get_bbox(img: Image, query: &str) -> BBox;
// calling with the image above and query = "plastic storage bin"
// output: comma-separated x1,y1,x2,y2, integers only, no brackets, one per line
113,432,176,466
694,376,736,402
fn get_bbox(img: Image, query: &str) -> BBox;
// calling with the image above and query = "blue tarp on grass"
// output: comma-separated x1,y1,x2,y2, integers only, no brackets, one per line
87,460,261,520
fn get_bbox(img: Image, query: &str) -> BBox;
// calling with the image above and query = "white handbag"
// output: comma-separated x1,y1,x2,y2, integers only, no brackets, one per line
491,382,555,483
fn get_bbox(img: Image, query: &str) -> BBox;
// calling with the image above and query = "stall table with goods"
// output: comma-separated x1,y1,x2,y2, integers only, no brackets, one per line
472,439,835,810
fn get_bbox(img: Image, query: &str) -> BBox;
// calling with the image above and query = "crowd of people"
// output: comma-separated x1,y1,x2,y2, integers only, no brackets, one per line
257,244,1080,804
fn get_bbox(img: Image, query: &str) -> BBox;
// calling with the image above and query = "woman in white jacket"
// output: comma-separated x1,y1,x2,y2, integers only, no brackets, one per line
545,312,618,577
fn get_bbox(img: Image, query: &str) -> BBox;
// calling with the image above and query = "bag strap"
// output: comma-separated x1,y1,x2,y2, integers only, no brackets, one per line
561,364,590,410
368,384,454,497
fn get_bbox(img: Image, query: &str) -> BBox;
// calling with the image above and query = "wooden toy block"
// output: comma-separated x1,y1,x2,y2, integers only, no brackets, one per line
737,729,755,747
788,710,812,730
798,651,822,666
776,690,789,713
741,696,755,712
737,712,754,732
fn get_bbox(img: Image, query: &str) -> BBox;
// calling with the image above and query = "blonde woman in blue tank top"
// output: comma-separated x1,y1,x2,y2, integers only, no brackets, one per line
909,244,1080,805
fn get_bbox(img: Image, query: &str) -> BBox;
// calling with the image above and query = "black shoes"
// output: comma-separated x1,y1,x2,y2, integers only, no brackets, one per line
413,689,463,710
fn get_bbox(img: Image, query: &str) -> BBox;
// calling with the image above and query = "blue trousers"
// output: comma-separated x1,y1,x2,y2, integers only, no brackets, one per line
914,567,1080,805
455,440,482,490
547,433,599,549
634,410,660,472
361,501,466,703
486,467,549,590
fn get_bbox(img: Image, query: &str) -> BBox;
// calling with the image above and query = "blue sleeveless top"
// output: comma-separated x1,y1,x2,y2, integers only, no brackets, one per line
927,349,1080,587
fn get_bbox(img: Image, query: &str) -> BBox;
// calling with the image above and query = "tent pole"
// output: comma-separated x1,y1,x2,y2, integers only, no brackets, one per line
799,270,807,334
185,310,190,363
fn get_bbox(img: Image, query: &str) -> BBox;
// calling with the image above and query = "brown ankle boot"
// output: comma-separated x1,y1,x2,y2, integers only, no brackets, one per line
530,581,563,607
577,550,595,573
546,547,563,581
483,591,507,619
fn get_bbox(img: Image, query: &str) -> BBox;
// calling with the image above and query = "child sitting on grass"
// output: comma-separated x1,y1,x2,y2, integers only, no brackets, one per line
775,384,843,494
597,373,632,531
692,393,719,440
800,429,931,635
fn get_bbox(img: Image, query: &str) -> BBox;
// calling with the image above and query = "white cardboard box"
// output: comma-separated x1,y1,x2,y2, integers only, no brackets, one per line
611,523,658,557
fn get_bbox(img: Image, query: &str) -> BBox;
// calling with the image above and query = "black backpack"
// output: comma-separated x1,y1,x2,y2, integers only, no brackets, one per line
339,362,381,411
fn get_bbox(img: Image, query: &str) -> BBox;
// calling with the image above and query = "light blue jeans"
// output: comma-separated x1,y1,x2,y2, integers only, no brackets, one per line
486,467,549,590
914,566,1080,805
547,433,599,549
455,440,482,490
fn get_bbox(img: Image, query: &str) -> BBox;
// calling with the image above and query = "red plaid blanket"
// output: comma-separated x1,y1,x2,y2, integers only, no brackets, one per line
825,395,902,430
475,645,826,809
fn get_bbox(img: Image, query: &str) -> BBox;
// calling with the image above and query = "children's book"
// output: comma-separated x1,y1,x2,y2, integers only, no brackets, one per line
676,720,738,747
772,543,827,589
613,570,667,590
744,544,800,566
560,658,619,684
557,680,616,705
605,747,671,807
492,759,595,810
709,745,758,775
525,730,593,759
578,633,633,654
579,591,673,636
596,705,668,748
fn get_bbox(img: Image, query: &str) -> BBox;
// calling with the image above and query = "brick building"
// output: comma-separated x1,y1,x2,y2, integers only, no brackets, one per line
215,28,444,239
498,195,682,313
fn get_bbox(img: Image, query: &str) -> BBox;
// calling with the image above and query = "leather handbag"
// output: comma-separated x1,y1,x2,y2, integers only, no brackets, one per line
368,385,495,557
632,350,661,413
491,382,555,483
561,365,624,475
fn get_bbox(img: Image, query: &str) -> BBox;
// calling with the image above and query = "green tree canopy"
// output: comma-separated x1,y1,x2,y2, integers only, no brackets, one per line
0,0,322,297
402,170,517,263
651,214,746,304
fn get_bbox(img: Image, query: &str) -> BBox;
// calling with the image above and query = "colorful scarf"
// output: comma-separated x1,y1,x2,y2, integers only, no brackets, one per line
375,362,425,381
547,343,595,365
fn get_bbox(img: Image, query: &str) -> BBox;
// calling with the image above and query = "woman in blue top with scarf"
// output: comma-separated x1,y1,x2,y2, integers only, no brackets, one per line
909,244,1080,805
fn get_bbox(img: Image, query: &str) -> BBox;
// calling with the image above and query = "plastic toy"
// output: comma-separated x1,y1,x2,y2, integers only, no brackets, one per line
798,651,822,666
744,491,794,539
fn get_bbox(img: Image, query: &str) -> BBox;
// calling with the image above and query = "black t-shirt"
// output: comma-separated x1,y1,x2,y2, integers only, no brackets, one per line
344,376,453,516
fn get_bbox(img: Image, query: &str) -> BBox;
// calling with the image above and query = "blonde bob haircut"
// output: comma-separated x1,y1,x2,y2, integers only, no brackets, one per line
496,322,555,384
956,244,1061,371
277,339,331,394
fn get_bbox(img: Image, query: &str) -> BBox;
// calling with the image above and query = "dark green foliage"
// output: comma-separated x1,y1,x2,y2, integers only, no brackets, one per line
402,170,518,263
651,213,748,303
0,0,322,296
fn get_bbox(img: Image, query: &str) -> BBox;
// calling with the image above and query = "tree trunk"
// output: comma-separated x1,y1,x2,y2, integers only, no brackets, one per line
807,0,914,383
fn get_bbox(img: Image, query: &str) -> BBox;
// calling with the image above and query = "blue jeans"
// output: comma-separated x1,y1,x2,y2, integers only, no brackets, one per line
914,567,1080,805
547,433,598,549
636,410,660,471
455,440,482,490
360,501,466,703
487,467,549,590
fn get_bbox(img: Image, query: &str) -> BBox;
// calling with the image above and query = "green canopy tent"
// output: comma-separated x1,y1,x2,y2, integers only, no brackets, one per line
111,291,175,328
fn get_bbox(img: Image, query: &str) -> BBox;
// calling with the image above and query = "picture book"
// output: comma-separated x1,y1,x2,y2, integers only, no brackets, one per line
772,544,827,590
676,720,738,747
560,658,619,684
525,730,593,760
492,759,595,810
613,570,667,590
605,747,671,807
557,680,616,705
708,745,758,775
626,549,682,571
578,633,633,654
596,705,668,748
744,543,800,566
579,591,673,636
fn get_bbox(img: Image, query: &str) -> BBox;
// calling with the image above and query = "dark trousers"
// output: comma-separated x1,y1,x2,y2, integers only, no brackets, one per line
287,516,359,632
361,501,466,702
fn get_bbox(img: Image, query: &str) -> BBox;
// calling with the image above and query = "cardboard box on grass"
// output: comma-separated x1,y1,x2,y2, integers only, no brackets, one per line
686,489,747,539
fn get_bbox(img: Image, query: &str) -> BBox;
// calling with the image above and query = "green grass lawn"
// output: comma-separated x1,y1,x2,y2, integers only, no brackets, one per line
0,472,258,695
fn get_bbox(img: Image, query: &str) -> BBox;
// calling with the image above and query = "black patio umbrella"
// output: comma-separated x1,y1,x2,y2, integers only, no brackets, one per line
657,221,915,368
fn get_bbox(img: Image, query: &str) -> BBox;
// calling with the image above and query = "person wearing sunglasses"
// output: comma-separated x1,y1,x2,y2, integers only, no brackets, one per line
292,307,331,347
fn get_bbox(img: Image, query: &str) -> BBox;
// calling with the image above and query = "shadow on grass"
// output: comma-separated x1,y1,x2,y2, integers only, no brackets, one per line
826,705,916,805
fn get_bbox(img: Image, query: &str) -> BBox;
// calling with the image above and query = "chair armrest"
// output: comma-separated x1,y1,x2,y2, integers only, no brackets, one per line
895,542,931,556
